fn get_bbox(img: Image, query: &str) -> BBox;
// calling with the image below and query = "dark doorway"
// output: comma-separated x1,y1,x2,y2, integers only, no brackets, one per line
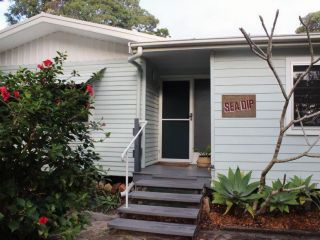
194,79,211,151
162,81,190,159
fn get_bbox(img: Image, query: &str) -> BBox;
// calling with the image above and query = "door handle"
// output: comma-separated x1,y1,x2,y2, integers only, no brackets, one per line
189,113,193,121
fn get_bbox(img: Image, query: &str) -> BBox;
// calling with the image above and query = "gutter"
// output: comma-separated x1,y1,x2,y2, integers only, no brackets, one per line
129,34,320,53
128,46,143,119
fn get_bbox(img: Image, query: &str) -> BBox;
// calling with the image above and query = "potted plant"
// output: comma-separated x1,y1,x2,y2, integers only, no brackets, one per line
196,145,211,168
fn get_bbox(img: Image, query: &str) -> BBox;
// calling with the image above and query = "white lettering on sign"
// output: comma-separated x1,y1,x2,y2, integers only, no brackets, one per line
223,99,255,113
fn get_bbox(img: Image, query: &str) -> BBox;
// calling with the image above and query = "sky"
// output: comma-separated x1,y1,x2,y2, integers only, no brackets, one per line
0,0,319,39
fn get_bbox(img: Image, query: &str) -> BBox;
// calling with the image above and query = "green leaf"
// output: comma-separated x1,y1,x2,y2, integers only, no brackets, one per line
284,205,290,213
245,204,255,218
8,220,19,232
223,200,233,215
299,196,306,205
16,198,25,207
0,212,4,221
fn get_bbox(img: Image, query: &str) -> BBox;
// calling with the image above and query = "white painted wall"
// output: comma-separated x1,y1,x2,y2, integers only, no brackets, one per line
144,63,160,166
211,48,320,183
0,31,128,66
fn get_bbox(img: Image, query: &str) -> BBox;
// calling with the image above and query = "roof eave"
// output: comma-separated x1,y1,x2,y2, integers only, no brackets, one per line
0,13,164,52
130,34,320,52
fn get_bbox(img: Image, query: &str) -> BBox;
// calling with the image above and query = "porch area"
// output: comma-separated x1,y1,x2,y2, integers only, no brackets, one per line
134,163,211,187
109,163,209,238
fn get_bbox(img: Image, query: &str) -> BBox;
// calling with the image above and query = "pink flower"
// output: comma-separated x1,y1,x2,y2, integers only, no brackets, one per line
37,64,44,70
43,59,53,67
13,90,20,98
86,84,94,96
38,216,48,225
0,86,10,102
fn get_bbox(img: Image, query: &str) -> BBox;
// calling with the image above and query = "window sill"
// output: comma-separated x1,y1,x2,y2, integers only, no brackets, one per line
286,127,320,136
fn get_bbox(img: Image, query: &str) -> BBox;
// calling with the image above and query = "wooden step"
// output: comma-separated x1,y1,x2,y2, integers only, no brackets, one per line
152,174,197,180
108,218,196,237
135,179,204,190
129,191,202,203
118,204,199,219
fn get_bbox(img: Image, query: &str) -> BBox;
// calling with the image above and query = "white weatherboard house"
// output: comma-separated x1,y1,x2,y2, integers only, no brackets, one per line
1,13,320,184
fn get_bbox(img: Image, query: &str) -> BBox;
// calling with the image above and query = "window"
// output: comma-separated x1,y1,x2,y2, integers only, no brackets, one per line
293,65,320,126
286,58,320,134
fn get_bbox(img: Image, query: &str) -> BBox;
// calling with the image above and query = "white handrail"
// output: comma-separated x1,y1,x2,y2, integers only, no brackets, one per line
121,120,147,208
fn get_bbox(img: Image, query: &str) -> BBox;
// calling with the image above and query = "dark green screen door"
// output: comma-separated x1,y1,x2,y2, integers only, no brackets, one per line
162,81,190,159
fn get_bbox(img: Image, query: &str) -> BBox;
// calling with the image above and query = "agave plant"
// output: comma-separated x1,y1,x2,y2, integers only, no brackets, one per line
263,179,299,213
286,175,319,207
212,167,261,216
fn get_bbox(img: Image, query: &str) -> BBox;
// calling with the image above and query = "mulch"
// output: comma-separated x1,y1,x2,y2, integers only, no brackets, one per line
201,204,320,232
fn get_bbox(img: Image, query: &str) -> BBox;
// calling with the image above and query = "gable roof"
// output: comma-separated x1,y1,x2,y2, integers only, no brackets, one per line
0,12,164,52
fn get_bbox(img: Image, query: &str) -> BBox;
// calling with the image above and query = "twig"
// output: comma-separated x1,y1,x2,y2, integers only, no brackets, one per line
296,107,311,146
276,135,320,163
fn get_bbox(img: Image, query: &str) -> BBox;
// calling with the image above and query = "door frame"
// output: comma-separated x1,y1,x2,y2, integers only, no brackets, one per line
158,75,210,163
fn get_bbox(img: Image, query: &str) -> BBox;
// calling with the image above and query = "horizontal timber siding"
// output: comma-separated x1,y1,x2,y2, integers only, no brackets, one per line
145,64,160,166
0,59,138,176
212,49,320,182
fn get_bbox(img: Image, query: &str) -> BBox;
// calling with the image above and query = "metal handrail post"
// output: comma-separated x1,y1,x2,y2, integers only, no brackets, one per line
121,120,147,208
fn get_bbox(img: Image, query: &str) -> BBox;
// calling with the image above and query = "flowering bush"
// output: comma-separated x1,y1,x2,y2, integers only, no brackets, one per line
0,52,106,239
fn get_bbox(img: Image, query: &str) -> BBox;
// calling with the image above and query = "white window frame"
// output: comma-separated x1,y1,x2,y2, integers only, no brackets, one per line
285,57,320,135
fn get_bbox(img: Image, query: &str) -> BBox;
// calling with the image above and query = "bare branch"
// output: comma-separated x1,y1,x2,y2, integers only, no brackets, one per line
270,10,279,39
240,11,288,101
296,110,320,123
266,60,288,100
283,109,320,132
239,28,267,60
288,16,320,99
276,135,320,163
296,107,311,146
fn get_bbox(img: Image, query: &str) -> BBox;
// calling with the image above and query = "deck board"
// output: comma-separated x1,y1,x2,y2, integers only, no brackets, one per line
135,179,204,190
108,218,196,237
118,204,199,219
129,191,202,203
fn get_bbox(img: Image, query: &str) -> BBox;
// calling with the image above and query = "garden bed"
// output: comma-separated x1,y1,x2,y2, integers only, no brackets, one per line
201,204,320,233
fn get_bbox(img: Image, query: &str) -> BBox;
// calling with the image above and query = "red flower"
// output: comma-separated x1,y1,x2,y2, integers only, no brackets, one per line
86,84,94,96
43,59,53,67
0,86,10,102
13,90,20,98
37,59,52,70
38,216,48,225
37,64,44,70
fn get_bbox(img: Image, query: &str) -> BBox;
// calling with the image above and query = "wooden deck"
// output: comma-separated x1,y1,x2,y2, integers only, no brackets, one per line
133,163,211,187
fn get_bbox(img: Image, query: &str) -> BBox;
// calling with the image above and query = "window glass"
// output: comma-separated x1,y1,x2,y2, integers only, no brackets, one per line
293,65,320,126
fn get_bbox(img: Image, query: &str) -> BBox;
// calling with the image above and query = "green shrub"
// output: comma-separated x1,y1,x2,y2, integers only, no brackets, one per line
212,167,261,216
263,179,299,213
286,175,319,208
0,53,106,239
213,168,320,216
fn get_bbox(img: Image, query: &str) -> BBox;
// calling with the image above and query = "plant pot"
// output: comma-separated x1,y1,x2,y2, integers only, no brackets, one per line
197,156,211,168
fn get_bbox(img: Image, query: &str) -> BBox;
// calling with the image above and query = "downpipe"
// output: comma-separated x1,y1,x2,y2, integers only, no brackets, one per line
128,46,143,119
